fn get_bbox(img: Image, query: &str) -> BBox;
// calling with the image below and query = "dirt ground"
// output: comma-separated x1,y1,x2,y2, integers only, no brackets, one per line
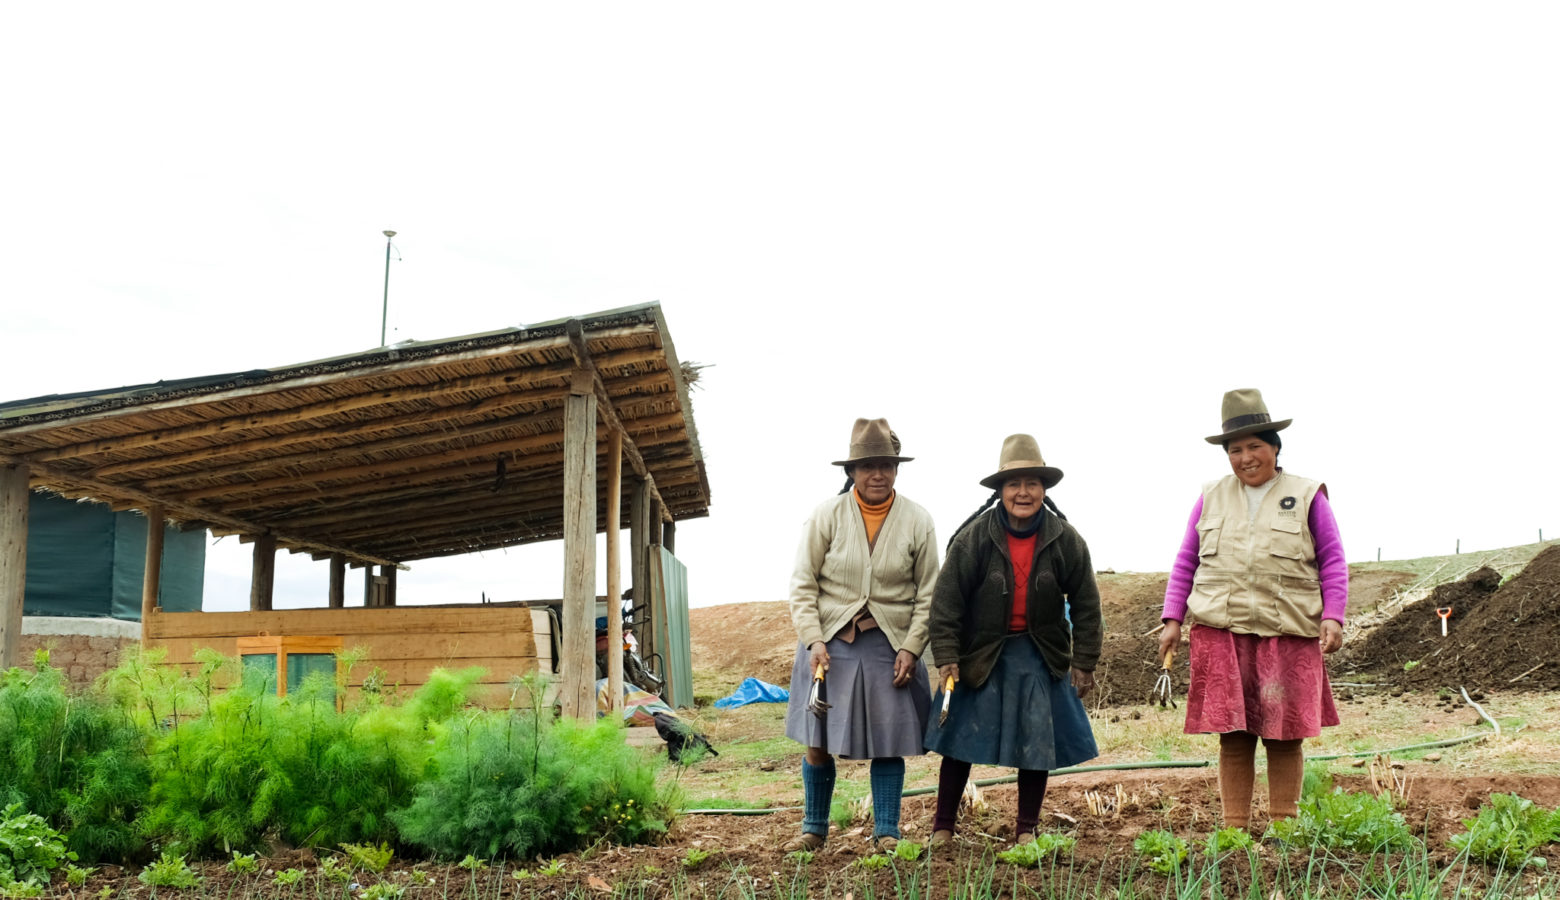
76,771,1560,898
1340,545,1560,693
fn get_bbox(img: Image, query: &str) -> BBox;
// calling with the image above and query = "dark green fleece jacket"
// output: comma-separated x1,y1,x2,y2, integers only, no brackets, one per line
927,508,1103,688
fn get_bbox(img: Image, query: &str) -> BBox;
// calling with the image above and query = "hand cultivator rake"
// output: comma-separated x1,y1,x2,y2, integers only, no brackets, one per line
807,663,831,718
1149,651,1177,709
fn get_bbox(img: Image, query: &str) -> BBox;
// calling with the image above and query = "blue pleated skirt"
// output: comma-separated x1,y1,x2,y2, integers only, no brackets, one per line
784,628,931,760
923,635,1098,770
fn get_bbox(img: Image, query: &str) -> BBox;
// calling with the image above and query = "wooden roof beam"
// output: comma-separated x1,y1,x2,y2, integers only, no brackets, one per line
2,453,400,569
194,426,689,508
568,320,671,523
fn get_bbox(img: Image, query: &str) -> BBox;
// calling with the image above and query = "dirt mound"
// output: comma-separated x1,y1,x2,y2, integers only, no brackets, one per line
688,600,797,693
1339,546,1560,692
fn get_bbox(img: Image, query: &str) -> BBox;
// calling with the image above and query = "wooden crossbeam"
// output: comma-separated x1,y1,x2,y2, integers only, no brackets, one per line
2,453,400,568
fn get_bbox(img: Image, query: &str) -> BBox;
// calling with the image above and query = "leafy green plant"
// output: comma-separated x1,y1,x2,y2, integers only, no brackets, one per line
856,854,890,870
225,851,258,874
785,850,814,865
393,693,672,860
0,656,150,863
272,868,305,886
1403,660,1421,672
341,841,393,874
135,659,474,855
682,847,713,870
0,803,76,888
1449,793,1559,869
361,884,405,900
407,868,431,885
1267,788,1416,853
996,833,1075,867
320,855,353,883
1134,829,1188,874
136,851,199,889
892,839,923,861
65,864,97,886
456,854,487,871
537,859,565,877
1202,826,1255,855
511,869,533,881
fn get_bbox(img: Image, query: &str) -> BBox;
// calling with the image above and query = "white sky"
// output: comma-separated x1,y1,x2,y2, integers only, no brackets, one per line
3,4,1557,614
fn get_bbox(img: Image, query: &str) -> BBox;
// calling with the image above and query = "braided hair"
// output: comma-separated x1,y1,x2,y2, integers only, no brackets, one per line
945,488,1067,552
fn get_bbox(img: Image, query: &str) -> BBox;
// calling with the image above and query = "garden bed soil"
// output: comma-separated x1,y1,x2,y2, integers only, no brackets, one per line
72,772,1560,898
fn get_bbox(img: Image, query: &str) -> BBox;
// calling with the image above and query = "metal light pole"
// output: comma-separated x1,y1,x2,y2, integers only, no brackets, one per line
380,230,397,347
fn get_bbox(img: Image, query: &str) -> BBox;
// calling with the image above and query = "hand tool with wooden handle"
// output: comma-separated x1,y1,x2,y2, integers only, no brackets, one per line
938,675,955,726
806,663,831,717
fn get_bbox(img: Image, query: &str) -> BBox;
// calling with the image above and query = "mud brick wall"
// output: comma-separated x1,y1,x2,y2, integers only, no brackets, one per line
20,617,141,687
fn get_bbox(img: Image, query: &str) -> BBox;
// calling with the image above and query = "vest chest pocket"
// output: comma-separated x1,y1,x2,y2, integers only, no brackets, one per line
1269,517,1307,561
1197,516,1223,558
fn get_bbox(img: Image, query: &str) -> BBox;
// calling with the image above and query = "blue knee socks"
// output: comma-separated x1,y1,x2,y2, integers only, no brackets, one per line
870,757,906,839
802,758,836,837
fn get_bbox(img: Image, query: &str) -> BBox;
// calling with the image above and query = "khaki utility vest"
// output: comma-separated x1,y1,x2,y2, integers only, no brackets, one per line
1186,471,1325,638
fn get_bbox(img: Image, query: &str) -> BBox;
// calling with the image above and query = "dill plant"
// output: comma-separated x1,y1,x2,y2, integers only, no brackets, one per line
0,651,149,863
136,659,478,855
393,699,672,860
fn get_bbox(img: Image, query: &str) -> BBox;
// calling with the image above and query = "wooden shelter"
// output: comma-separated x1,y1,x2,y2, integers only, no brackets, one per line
0,303,710,715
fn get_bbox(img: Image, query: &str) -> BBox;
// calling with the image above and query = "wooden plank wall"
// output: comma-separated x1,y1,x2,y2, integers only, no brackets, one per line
144,606,544,707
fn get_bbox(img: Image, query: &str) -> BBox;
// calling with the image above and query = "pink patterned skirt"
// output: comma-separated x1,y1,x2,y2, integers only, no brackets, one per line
1183,625,1339,740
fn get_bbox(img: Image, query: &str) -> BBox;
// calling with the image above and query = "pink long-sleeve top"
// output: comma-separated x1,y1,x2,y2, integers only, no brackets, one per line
1161,489,1348,625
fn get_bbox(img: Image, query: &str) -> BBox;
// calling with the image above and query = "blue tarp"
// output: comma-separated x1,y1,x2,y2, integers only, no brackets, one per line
713,677,789,709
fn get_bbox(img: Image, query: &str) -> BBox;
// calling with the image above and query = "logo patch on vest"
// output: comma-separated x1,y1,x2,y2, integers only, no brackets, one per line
1280,496,1297,510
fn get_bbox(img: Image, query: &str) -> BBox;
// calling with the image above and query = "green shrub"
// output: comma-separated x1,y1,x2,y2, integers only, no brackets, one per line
1267,788,1416,853
137,851,199,889
1133,829,1188,875
0,654,149,863
0,804,75,889
393,702,672,860
1449,793,1559,869
135,660,477,855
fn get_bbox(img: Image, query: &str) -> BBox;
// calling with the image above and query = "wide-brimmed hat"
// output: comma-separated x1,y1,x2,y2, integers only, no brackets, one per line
832,417,914,466
979,434,1063,490
1204,388,1293,444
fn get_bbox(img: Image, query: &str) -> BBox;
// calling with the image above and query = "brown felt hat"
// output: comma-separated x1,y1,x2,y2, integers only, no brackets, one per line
832,417,913,466
1204,388,1293,444
979,434,1063,490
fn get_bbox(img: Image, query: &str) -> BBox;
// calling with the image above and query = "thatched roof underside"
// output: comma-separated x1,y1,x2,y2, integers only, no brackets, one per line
0,303,709,567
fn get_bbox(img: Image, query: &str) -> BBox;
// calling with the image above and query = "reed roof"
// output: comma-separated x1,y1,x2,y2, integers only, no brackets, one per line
0,303,710,567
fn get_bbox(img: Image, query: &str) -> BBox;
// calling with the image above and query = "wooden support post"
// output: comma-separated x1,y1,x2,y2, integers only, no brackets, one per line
560,372,598,720
630,476,653,673
250,534,276,611
363,566,374,607
384,564,398,607
651,498,664,547
606,430,624,714
663,520,676,555
0,464,29,672
328,554,345,608
140,507,165,635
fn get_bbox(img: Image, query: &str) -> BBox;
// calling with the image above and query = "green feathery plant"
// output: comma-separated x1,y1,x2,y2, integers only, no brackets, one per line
0,652,149,863
393,680,672,860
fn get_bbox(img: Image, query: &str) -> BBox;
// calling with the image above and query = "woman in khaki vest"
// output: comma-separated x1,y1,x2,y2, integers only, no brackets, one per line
1157,389,1347,831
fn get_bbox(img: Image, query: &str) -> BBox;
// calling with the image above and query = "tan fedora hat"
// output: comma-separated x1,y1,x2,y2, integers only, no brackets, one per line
979,434,1063,490
1204,388,1293,444
832,417,914,466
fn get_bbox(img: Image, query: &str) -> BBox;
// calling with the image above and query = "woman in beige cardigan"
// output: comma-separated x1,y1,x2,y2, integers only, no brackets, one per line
783,417,939,853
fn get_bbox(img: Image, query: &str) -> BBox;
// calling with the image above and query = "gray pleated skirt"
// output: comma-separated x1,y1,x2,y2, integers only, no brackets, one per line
784,628,931,760
923,634,1098,770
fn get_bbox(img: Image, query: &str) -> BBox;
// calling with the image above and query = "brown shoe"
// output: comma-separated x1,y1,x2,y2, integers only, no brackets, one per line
781,832,826,853
871,835,899,854
928,829,954,849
